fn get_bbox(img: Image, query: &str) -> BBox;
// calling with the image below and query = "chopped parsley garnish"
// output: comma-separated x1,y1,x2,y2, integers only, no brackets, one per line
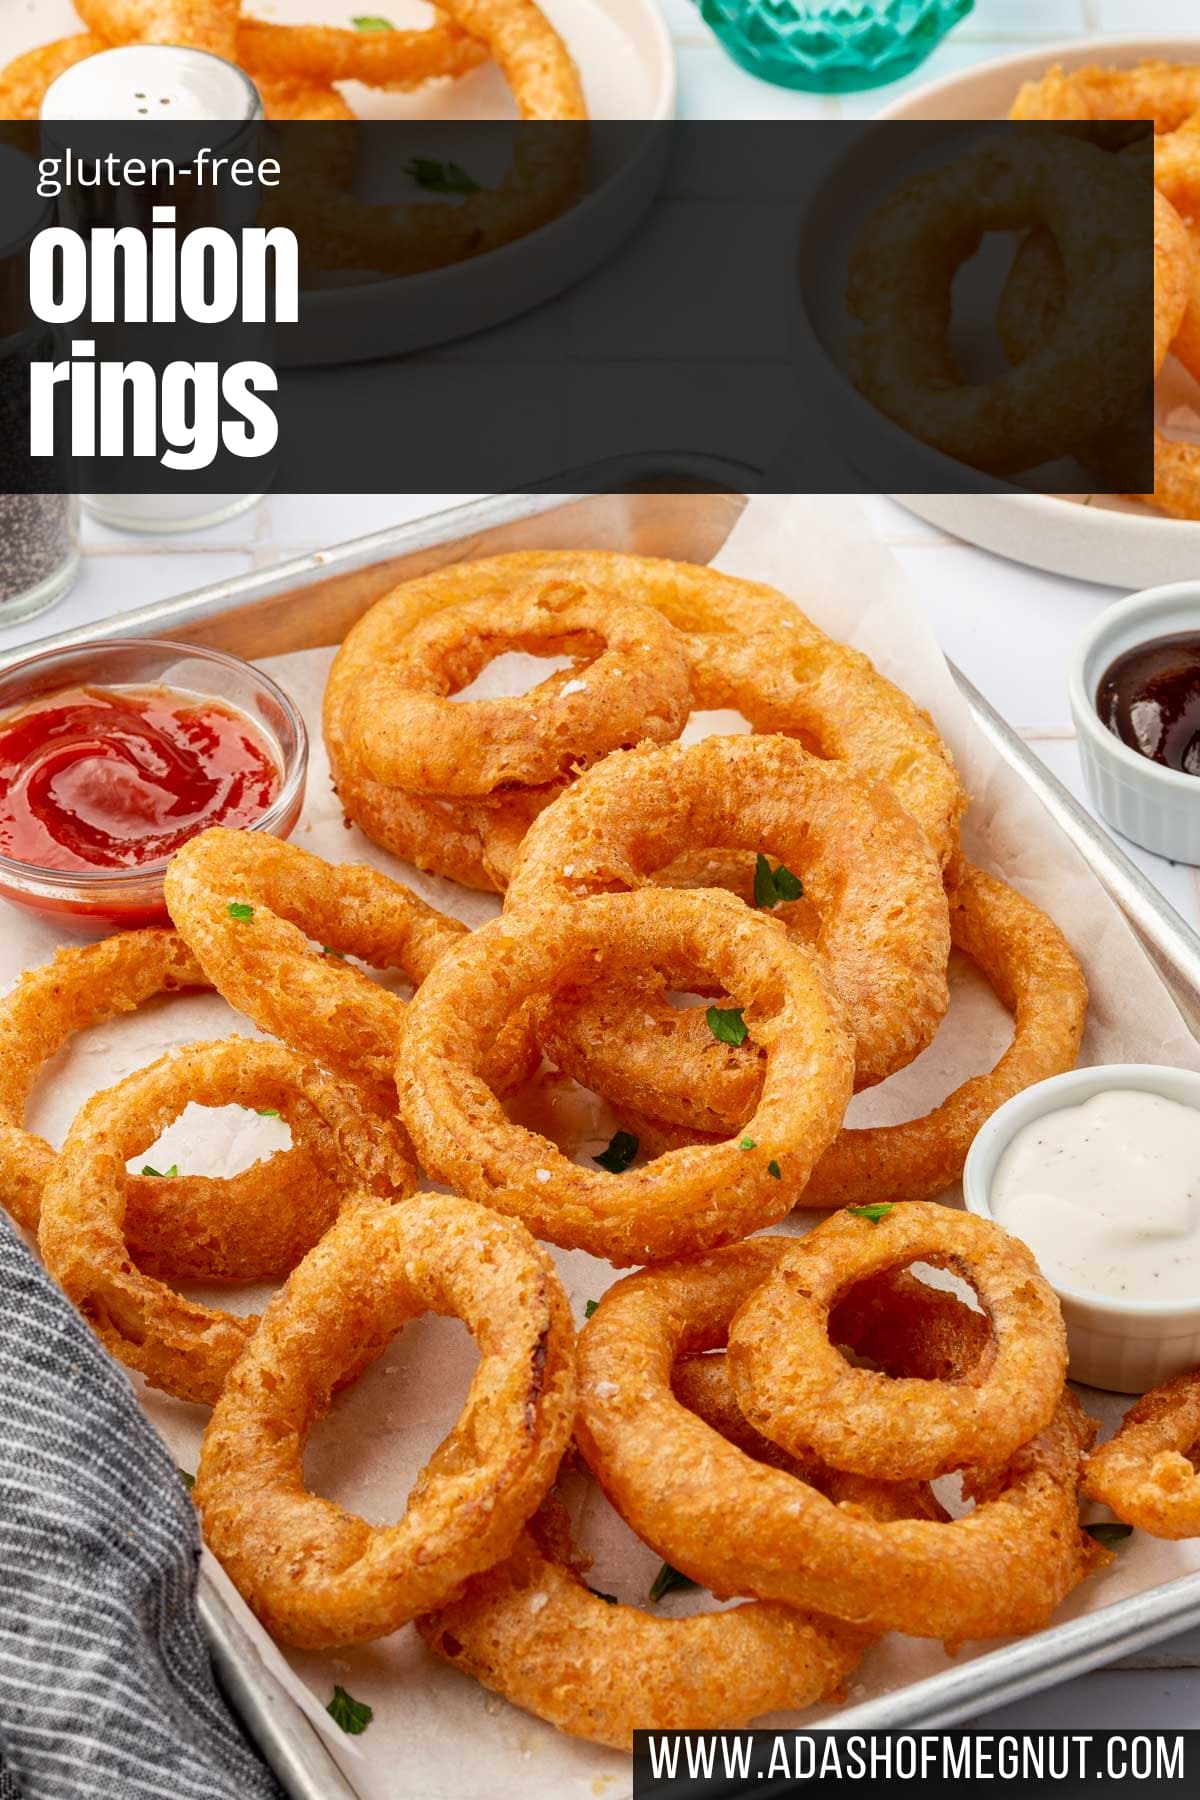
706,1005,747,1047
847,1202,893,1224
593,1129,639,1174
738,1136,757,1151
178,1468,195,1492
321,945,345,959
255,1108,280,1117
352,14,394,29
1085,1522,1133,1548
406,157,481,196
648,1563,698,1604
141,1164,178,1178
584,1299,599,1320
227,902,254,923
767,1160,782,1180
753,853,804,910
327,1685,374,1734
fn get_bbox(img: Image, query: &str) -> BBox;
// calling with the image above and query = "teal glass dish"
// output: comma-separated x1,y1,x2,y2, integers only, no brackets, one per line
698,0,974,92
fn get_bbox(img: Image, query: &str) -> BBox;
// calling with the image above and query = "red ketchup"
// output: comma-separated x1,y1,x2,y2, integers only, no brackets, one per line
0,684,281,925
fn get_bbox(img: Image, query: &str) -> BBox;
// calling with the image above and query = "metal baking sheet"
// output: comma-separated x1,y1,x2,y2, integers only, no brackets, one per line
9,468,1200,1781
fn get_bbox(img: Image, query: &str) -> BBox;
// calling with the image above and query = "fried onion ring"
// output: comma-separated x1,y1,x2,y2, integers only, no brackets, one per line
238,16,487,92
1010,61,1200,133
420,0,586,119
825,1265,992,1384
38,1039,415,1406
0,34,107,119
618,862,1088,1210
993,189,1194,379
164,828,535,1096
576,1240,1105,1641
330,755,557,894
507,734,950,1103
676,1296,957,1519
847,132,1147,475
0,928,339,1281
417,1485,868,1749
397,888,855,1265
71,0,487,92
343,587,692,796
1154,115,1200,381
195,1193,576,1647
727,1203,1066,1481
254,75,357,122
998,188,1195,508
1083,1371,1200,1539
73,0,239,58
264,119,587,274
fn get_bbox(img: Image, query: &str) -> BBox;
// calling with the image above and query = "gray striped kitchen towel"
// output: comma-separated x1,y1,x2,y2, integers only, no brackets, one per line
0,1214,283,1800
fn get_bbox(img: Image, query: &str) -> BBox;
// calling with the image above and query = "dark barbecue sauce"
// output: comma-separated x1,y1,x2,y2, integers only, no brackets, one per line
1096,633,1200,777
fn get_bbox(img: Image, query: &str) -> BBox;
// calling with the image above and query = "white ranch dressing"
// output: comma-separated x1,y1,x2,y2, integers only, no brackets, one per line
990,1088,1200,1302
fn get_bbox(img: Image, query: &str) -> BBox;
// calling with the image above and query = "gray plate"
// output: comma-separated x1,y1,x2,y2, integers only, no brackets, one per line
10,467,1200,1788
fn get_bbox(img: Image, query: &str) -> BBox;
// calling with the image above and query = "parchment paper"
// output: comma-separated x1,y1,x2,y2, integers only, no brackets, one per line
10,494,1200,1800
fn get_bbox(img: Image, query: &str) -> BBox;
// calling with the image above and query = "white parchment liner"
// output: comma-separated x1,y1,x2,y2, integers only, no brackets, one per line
9,495,1200,1800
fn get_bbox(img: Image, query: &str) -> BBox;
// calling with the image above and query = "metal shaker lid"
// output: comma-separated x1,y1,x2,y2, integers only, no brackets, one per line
40,44,262,128
0,144,53,342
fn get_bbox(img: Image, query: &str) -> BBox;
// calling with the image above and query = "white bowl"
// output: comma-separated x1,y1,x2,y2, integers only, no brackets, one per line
872,36,1200,591
1068,580,1200,864
963,1064,1200,1393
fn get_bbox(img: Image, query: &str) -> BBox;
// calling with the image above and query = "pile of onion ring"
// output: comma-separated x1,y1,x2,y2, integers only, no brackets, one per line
841,74,1200,517
6,543,1120,1754
1003,58,1200,519
846,129,1148,480
325,549,966,889
0,0,588,277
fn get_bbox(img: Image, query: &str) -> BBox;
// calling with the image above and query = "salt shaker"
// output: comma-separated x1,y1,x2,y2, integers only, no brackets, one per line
40,44,267,535
0,144,81,623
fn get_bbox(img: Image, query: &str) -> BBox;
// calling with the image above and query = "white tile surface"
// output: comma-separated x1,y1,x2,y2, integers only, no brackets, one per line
1095,0,1200,30
891,542,1114,733
0,551,254,646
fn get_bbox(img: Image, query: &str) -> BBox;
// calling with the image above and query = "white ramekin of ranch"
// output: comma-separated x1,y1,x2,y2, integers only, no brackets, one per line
963,1063,1200,1393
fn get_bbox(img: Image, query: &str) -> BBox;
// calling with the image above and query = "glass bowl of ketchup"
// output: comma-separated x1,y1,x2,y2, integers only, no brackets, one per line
0,638,307,931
